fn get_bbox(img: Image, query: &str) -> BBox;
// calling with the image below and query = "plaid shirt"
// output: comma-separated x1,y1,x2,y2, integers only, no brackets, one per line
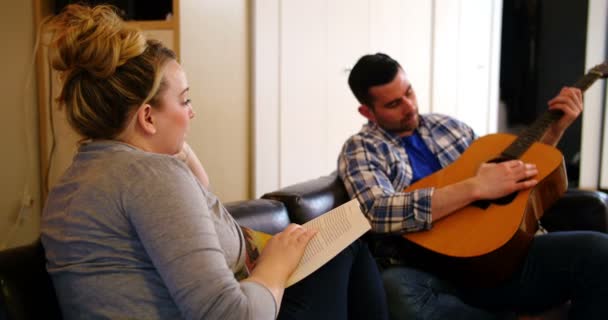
338,113,477,234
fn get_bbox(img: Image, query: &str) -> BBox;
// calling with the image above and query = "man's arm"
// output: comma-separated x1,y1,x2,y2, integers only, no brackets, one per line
433,87,582,218
338,138,434,234
339,134,539,234
540,87,583,146
431,160,539,220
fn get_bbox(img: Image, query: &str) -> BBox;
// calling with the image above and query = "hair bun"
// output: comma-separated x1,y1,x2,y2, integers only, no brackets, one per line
48,4,146,79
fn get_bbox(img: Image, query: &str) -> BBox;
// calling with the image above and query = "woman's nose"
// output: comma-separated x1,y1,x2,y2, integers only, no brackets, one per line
189,108,195,119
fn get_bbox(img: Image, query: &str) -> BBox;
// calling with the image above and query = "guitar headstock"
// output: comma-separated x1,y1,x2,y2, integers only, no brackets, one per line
575,62,608,91
590,62,608,79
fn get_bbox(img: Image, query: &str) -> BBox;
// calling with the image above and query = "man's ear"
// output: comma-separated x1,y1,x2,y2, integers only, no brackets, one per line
135,104,157,135
358,105,376,122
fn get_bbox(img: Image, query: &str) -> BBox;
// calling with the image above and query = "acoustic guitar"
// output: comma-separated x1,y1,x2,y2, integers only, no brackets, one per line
401,62,608,287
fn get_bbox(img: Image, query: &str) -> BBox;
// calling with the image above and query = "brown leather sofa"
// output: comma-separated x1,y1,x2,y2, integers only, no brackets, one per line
262,173,608,320
1,173,607,319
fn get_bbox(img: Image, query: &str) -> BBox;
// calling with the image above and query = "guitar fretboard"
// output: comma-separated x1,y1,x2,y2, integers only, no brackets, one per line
500,70,604,160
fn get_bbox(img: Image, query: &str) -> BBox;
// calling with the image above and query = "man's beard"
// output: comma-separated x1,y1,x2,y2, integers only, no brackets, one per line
385,112,419,136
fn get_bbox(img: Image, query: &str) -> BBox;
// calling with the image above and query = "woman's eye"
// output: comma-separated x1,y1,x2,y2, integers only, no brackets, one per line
183,99,192,106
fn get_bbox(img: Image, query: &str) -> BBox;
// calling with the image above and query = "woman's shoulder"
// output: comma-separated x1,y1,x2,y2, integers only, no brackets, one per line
59,141,196,200
80,140,188,175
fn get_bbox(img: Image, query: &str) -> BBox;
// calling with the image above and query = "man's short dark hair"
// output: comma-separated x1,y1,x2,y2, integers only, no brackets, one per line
348,53,401,107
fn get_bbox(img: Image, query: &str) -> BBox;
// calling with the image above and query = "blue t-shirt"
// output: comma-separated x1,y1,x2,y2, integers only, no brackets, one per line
400,131,442,183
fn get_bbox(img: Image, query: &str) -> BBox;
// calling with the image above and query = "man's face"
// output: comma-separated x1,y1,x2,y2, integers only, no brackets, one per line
361,69,420,137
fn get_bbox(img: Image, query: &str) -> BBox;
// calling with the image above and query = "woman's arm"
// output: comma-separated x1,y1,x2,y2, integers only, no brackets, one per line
128,157,315,319
128,159,274,319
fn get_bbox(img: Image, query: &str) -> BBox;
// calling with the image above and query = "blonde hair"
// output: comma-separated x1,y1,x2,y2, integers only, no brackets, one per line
45,4,176,139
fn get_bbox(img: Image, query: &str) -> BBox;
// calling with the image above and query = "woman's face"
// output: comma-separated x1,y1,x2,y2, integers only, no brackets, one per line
152,60,194,155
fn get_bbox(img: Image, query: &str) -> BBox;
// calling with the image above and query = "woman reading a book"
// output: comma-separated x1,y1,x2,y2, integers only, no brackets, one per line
40,4,388,320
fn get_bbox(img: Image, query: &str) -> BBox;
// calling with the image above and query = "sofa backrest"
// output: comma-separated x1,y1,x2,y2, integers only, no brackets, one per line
262,172,349,224
224,199,291,235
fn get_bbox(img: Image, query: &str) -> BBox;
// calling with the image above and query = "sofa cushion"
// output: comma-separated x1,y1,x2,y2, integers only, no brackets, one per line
224,199,290,235
262,172,349,224
541,189,608,233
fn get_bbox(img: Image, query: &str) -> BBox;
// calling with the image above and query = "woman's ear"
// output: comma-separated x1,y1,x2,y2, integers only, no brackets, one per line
358,105,376,122
135,104,157,135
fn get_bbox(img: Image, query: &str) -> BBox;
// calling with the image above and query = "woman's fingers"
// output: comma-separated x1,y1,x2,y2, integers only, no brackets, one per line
280,224,317,245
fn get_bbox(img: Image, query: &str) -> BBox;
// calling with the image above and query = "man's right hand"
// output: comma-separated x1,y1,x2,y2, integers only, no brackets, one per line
473,160,539,200
432,159,538,222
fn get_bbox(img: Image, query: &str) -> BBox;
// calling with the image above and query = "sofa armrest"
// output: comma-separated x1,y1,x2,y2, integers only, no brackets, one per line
224,199,290,235
262,172,349,224
540,188,608,233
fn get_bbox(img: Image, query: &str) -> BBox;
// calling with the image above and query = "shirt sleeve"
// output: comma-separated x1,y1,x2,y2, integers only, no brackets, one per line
124,157,277,320
338,137,433,234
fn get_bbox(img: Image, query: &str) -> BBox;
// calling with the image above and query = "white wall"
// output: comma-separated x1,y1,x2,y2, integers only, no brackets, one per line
582,0,608,189
0,0,41,249
253,0,502,196
0,0,253,250
180,0,251,202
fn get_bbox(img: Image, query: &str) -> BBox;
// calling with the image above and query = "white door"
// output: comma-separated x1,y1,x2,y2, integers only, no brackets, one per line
432,0,502,135
278,0,369,187
253,0,500,196
582,0,608,190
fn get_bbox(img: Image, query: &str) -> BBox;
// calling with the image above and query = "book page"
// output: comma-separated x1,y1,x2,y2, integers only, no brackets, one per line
286,199,370,287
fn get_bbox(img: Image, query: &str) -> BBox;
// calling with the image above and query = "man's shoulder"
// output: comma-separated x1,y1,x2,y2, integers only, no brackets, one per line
340,126,400,161
421,113,471,130
421,113,459,124
344,123,391,146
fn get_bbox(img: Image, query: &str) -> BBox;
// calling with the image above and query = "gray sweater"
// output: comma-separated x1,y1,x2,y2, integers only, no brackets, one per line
41,141,276,320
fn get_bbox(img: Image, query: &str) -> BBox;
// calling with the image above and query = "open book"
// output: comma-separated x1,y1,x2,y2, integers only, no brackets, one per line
239,199,371,287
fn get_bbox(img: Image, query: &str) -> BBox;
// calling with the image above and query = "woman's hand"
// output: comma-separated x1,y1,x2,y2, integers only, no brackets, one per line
244,224,317,307
174,142,210,188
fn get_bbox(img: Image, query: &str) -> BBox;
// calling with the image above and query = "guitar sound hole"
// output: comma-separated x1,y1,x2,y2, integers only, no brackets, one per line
471,191,518,209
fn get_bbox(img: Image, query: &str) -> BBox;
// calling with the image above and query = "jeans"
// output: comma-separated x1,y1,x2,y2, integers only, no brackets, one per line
278,239,389,320
382,231,608,320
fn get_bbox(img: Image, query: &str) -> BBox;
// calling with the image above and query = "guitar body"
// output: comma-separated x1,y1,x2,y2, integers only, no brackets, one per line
402,133,567,287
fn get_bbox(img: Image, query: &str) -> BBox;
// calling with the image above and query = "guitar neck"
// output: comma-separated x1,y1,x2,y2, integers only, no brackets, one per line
501,70,604,160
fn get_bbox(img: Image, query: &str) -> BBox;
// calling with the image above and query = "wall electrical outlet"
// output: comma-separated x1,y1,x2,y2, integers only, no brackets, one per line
22,191,34,208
